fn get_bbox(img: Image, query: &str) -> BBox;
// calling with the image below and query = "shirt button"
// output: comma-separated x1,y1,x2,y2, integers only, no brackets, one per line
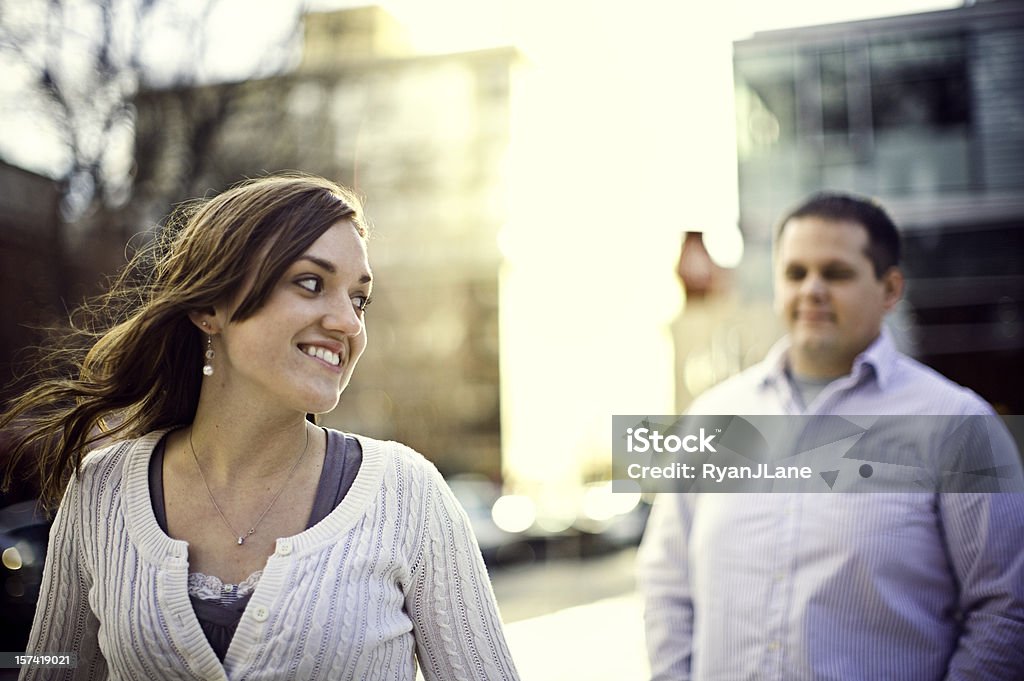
253,606,269,622
278,541,293,556
223,584,234,593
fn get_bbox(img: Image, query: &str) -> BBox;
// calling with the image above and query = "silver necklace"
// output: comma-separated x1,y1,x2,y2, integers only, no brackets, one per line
188,426,310,546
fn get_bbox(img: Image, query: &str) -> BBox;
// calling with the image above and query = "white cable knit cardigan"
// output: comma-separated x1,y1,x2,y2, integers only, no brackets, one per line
21,431,520,681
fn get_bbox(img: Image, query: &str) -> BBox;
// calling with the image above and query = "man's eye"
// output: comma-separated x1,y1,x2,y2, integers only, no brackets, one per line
296,277,322,293
786,268,806,281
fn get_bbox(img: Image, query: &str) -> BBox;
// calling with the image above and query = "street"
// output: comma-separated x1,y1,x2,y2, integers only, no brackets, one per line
493,547,650,681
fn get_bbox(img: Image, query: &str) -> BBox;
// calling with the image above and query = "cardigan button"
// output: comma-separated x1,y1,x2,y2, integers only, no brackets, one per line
277,541,293,556
253,606,269,622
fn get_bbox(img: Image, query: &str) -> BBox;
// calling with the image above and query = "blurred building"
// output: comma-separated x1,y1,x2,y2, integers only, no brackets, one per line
129,6,519,478
678,0,1024,413
0,162,62,405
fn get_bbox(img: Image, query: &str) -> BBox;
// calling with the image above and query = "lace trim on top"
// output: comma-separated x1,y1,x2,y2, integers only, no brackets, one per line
187,569,262,601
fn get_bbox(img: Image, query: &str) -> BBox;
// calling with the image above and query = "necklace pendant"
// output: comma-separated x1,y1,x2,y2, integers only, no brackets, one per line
237,536,245,546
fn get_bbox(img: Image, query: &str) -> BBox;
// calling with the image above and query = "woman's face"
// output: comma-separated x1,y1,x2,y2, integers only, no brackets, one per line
208,220,372,416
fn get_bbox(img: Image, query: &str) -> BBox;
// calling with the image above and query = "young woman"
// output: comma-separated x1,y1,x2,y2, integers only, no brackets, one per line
2,174,520,680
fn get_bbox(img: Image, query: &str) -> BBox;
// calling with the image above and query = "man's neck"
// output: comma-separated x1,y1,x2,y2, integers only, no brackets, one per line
788,366,847,383
786,367,846,410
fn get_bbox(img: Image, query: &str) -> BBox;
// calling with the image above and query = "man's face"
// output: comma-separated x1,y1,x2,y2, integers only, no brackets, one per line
774,216,902,378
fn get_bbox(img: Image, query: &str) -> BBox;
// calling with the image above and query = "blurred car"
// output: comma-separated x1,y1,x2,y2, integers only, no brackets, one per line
0,498,49,651
446,474,538,566
0,427,49,654
449,473,654,565
570,481,651,555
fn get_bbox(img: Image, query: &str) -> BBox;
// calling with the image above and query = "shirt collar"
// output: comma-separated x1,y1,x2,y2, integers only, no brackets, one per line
851,329,898,390
756,336,792,389
757,328,898,391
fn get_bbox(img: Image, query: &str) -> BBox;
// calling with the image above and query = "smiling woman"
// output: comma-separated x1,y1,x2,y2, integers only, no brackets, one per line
0,173,520,681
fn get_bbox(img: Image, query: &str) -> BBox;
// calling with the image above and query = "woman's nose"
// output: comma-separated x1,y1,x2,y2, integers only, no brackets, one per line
322,301,363,335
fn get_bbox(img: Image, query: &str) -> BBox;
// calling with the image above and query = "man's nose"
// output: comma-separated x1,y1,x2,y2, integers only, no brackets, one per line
800,273,827,298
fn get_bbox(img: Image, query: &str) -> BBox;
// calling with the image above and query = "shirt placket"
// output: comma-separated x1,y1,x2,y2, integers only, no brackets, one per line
760,494,799,680
759,379,803,678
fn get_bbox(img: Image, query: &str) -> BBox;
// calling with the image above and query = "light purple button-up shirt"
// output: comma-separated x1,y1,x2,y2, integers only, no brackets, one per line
637,331,1024,681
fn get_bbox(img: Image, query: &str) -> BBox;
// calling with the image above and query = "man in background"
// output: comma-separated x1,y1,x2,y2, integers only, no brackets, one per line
637,192,1024,680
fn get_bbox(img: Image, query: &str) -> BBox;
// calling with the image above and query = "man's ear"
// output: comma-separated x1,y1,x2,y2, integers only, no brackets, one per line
881,267,904,312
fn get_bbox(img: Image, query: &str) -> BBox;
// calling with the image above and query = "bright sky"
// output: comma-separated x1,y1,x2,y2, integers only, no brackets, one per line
308,0,962,52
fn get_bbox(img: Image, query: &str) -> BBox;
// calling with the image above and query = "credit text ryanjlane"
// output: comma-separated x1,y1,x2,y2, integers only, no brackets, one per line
627,462,813,482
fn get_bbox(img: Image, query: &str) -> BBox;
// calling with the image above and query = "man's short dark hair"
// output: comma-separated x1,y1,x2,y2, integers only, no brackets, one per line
776,192,902,278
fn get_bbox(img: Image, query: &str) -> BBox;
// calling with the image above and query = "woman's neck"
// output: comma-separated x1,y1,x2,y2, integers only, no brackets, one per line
188,398,314,482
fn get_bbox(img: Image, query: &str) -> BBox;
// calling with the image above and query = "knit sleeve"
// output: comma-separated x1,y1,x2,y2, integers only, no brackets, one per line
405,463,520,681
20,472,107,681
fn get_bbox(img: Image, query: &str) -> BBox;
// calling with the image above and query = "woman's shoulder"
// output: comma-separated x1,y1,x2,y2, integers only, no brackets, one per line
339,432,469,535
79,436,133,471
340,431,445,483
76,430,164,483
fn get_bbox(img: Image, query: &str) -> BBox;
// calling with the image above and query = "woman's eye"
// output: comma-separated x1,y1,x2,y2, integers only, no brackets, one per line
296,277,322,293
353,295,373,312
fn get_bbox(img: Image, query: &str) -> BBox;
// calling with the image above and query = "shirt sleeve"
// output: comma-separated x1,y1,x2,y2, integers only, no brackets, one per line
636,492,695,681
939,491,1024,680
405,466,520,681
20,474,107,681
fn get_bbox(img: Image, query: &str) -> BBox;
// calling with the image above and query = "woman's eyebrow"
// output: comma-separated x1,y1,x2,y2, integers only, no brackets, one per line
296,255,372,285
297,255,336,273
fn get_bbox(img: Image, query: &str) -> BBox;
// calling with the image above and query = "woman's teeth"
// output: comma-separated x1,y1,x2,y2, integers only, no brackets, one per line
304,346,341,366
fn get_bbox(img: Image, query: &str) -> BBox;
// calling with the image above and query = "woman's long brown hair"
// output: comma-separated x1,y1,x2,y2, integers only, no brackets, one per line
1,173,367,511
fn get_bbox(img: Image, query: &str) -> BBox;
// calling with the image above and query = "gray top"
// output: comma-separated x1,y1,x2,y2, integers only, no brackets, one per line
786,369,842,410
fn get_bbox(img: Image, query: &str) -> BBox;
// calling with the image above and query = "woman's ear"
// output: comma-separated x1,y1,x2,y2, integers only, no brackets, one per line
188,309,221,334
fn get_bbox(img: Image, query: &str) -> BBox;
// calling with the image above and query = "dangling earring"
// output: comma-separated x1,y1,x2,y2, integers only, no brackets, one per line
202,333,215,377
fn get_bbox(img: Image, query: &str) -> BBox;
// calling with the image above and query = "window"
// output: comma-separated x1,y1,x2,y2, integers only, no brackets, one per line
869,34,969,130
819,49,849,135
